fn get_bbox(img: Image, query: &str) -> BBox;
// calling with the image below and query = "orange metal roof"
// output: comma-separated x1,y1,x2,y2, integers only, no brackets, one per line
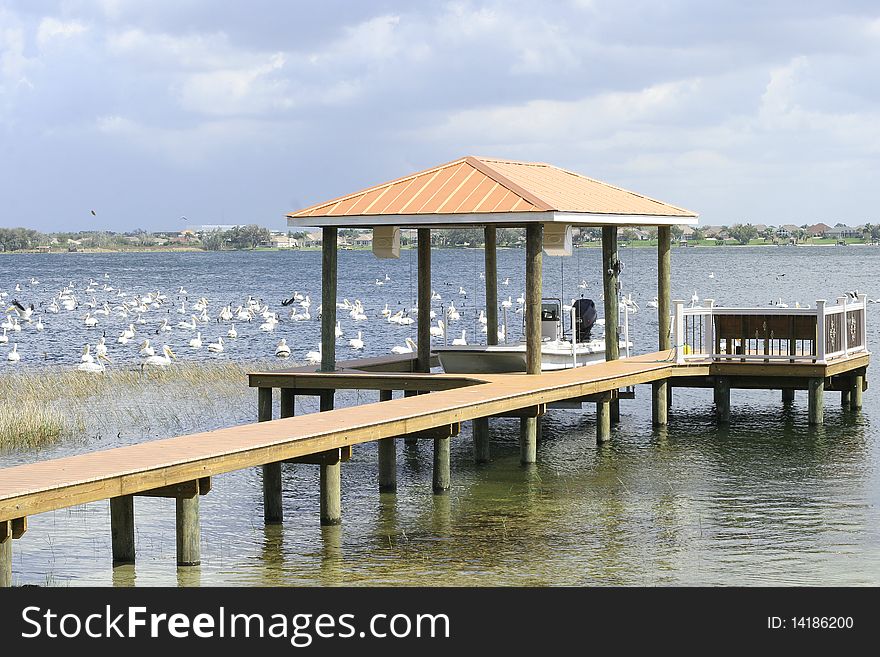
288,156,697,223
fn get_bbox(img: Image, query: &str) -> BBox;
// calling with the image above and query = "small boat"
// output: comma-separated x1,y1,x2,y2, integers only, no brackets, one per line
435,298,631,374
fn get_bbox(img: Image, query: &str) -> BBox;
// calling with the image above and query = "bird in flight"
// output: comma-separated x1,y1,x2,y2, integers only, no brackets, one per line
90,210,96,216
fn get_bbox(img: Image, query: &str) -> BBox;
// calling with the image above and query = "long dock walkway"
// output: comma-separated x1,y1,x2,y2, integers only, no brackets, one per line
0,348,869,585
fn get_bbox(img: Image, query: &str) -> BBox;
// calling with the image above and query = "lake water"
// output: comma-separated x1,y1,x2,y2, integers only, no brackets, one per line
1,245,878,586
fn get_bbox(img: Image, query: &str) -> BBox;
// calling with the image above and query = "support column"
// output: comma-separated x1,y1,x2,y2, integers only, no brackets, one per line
433,437,451,494
176,494,200,566
714,376,730,423
484,226,498,345
319,391,341,525
1,522,11,588
596,400,611,443
110,495,135,564
851,375,864,411
653,225,671,425
321,226,337,372
403,390,418,446
602,227,620,361
841,389,851,408
808,377,824,425
259,387,283,525
378,390,396,492
522,224,543,464
417,228,432,373
473,417,490,463
782,388,795,404
519,418,537,464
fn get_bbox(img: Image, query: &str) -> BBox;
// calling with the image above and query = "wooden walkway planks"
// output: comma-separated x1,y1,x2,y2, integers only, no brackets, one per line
0,352,681,521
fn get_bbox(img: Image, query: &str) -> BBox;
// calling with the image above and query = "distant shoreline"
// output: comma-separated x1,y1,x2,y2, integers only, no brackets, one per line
1,240,877,255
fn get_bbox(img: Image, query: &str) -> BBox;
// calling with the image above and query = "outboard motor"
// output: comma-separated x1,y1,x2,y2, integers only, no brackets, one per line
573,298,597,342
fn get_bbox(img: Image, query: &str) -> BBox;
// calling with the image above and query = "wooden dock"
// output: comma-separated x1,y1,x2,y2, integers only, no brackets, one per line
0,344,868,586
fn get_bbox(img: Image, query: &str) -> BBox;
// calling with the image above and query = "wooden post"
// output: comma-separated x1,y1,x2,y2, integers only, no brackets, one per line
715,376,730,423
280,388,295,418
602,227,620,362
433,437,451,494
596,400,611,443
525,224,543,375
782,388,795,404
403,390,419,446
808,377,824,425
519,417,537,464
484,226,498,345
851,375,864,411
0,522,11,588
378,390,396,492
321,226,337,372
522,224,543,464
110,495,135,564
841,389,851,408
653,225,671,426
319,390,341,525
418,228,432,373
259,387,283,525
473,417,490,463
176,494,200,566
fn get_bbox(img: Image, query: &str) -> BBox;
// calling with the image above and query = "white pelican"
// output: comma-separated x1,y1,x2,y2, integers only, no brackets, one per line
122,324,136,340
207,336,224,352
95,336,108,357
7,343,20,362
77,354,110,374
178,286,187,295
178,315,198,329
227,324,238,338
1,316,13,330
189,332,203,349
690,291,699,307
177,300,187,314
452,329,468,345
447,302,460,321
84,312,99,328
143,345,176,368
81,344,95,363
516,293,525,306
299,295,311,309
498,324,506,342
11,318,20,332
431,290,441,301
158,318,172,332
458,286,467,296
235,306,252,321
259,315,278,332
391,337,417,354
501,296,513,309
384,273,391,282
647,297,659,309
275,338,291,357
95,303,110,316
334,321,343,339
218,305,233,321
34,317,43,332
380,303,391,318
578,279,588,289
348,331,364,350
375,278,384,286
430,320,445,337
709,272,715,279
0,328,7,344
306,345,321,364
139,339,155,357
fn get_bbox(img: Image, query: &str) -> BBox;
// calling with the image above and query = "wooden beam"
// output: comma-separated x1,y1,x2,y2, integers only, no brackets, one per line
525,224,543,375
0,521,10,587
484,226,498,346
418,227,432,373
658,226,671,352
321,226,337,372
492,404,546,418
404,423,461,441
259,386,282,525
286,446,352,465
136,477,211,498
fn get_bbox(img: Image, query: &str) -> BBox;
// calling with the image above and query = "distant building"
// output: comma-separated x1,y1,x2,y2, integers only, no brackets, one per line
825,225,861,240
353,234,373,247
187,224,243,233
807,222,832,237
269,236,297,248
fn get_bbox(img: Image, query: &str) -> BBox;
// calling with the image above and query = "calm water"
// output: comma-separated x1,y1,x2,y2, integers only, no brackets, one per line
1,245,878,586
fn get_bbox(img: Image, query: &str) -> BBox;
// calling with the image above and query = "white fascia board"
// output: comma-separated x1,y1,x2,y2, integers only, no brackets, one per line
287,210,698,228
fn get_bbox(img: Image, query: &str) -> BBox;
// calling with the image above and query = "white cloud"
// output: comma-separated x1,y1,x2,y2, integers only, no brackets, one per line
36,17,88,49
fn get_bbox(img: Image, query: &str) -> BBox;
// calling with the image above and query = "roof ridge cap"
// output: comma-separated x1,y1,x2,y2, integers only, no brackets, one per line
466,156,553,211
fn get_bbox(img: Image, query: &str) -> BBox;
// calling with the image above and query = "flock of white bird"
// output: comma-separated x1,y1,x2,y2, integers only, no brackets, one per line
0,271,540,373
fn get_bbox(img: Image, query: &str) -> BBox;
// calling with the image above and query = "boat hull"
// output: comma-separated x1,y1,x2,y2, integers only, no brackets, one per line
435,341,628,374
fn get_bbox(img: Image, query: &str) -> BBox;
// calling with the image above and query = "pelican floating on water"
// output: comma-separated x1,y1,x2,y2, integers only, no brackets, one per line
143,345,176,368
7,343,20,362
275,338,291,357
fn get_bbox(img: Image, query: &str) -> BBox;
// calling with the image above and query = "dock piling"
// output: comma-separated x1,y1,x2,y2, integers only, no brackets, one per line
0,521,11,587
175,494,200,566
808,378,825,425
259,386,283,525
433,437,451,493
652,381,668,426
596,400,612,443
782,388,795,404
520,417,537,464
841,389,851,408
319,391,342,524
473,417,490,463
378,390,396,492
851,375,864,411
714,376,730,423
110,495,135,564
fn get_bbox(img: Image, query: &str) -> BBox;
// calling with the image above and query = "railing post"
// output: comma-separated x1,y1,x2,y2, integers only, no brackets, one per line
815,300,826,363
859,293,868,352
673,300,686,364
838,296,849,355
703,299,715,358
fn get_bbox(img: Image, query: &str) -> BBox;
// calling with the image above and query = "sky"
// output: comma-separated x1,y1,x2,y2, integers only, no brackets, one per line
1,0,879,233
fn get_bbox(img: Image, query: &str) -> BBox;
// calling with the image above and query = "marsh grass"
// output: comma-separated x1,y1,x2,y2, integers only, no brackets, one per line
0,359,280,453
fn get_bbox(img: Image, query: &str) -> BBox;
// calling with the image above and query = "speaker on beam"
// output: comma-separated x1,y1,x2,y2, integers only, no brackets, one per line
372,226,400,259
543,223,572,256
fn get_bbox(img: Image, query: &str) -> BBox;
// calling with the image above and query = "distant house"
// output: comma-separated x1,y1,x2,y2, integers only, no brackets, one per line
678,225,696,241
777,224,801,237
270,236,296,248
807,223,832,237
36,245,51,253
825,225,861,240
304,232,322,247
353,234,373,247
703,226,728,239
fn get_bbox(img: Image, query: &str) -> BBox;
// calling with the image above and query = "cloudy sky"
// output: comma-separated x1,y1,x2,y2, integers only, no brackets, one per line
2,0,879,232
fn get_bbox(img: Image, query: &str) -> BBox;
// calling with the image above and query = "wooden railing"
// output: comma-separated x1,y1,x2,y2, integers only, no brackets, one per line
673,294,869,364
